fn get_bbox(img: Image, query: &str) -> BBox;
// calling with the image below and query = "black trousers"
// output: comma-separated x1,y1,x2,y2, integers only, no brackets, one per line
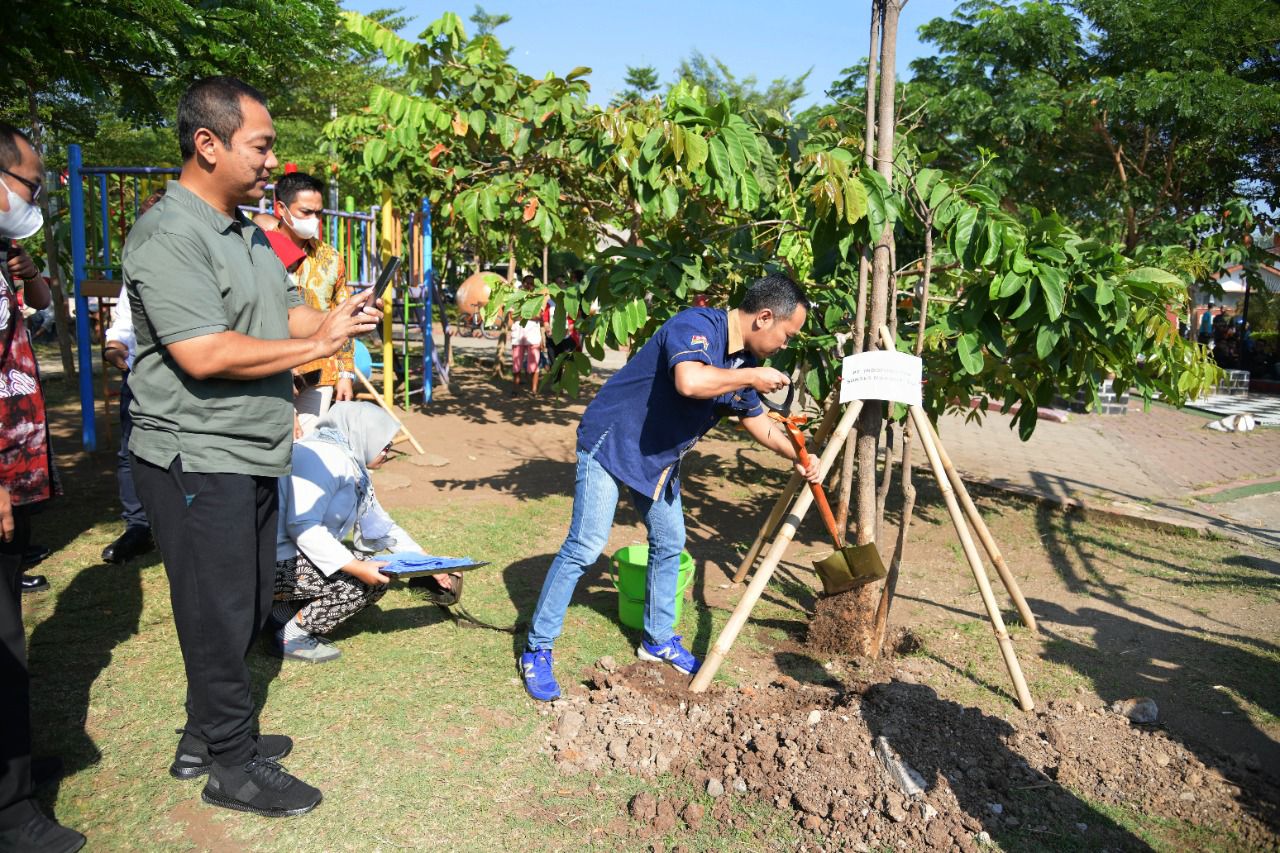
0,505,38,829
131,454,277,767
116,377,148,531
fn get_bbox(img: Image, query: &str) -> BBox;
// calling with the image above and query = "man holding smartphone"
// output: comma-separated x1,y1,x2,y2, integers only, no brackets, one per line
123,77,381,818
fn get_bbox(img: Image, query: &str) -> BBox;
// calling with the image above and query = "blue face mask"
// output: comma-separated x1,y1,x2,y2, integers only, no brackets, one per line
0,177,43,240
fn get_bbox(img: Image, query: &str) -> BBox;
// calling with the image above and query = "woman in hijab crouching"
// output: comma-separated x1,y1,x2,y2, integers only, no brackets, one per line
272,402,449,662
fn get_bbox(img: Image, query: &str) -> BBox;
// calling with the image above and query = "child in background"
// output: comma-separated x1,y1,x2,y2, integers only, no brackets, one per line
511,274,544,396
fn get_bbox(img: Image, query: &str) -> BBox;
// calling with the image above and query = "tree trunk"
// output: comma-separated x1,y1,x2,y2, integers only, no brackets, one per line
873,213,933,654
26,83,77,380
808,0,902,658
494,238,515,376
835,0,880,538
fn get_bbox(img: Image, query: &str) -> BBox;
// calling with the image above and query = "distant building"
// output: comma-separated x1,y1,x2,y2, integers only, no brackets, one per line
1192,233,1280,325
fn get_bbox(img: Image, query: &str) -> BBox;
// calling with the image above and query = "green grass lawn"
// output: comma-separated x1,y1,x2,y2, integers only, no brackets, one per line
23,489,800,851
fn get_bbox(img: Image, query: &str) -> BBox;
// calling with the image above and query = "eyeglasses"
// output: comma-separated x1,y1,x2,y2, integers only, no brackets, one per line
1,168,42,203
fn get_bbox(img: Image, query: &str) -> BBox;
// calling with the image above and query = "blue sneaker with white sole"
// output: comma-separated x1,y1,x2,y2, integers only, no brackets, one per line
520,647,561,701
637,635,701,675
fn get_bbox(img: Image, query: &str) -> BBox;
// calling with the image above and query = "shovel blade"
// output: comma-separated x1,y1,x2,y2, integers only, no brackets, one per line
813,543,887,597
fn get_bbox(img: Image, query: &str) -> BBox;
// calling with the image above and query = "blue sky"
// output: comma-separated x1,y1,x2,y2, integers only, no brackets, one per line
343,1,962,110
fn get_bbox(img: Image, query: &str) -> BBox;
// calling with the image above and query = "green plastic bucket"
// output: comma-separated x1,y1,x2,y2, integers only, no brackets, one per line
609,546,695,631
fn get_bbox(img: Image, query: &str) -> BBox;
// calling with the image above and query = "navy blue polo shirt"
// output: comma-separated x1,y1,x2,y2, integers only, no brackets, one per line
578,307,765,501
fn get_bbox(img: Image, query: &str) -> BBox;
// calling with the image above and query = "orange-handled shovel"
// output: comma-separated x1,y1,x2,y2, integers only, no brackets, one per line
762,388,886,596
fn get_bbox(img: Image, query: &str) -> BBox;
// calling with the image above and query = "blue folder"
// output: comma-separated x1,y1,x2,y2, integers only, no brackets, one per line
379,553,488,578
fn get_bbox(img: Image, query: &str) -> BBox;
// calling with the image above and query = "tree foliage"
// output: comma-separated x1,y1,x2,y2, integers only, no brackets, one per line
673,50,811,119
611,65,662,107
3,0,344,139
907,0,1280,252
332,7,1219,431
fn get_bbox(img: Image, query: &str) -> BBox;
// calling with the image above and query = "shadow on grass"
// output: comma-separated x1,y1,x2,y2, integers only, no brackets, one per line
27,559,145,814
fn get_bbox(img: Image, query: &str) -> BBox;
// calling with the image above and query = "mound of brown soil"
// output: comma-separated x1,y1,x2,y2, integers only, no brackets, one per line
540,661,1278,850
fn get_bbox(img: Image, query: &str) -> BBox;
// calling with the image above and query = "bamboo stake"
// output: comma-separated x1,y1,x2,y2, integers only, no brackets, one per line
690,400,865,693
910,404,1034,711
355,371,426,455
731,469,803,584
922,416,1038,632
731,391,844,584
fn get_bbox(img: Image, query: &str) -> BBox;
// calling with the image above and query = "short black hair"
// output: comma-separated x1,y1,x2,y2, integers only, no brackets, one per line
177,76,268,161
0,122,33,171
739,272,809,318
275,172,325,206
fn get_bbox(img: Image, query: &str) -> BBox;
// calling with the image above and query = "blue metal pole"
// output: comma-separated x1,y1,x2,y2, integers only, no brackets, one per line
421,198,433,404
67,145,96,451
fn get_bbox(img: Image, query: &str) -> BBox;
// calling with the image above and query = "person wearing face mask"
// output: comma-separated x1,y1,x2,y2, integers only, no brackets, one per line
273,171,356,437
0,122,86,853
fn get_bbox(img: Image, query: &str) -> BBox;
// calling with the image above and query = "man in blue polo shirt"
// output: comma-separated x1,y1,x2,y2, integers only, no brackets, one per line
521,273,819,700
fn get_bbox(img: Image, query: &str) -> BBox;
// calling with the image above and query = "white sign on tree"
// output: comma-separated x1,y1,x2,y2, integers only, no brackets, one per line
839,350,923,406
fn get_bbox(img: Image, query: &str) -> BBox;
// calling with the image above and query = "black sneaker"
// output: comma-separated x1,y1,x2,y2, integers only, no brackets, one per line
0,811,85,853
170,730,293,780
20,573,49,594
201,757,321,817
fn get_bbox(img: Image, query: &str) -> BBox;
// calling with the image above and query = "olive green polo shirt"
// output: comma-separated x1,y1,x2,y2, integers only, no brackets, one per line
123,180,303,477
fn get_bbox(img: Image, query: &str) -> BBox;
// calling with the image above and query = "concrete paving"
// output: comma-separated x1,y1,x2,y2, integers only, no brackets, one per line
926,402,1280,547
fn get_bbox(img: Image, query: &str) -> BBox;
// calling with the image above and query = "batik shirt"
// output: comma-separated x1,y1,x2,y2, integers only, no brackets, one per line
291,240,355,386
0,267,53,505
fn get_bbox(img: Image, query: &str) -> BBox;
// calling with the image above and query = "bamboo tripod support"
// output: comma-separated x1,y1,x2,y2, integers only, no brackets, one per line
910,404,1034,710
731,392,845,584
869,325,1033,710
691,328,1036,710
690,400,866,693
922,416,1037,632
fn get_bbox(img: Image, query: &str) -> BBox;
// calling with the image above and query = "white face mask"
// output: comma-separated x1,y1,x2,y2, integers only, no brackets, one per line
282,206,320,241
0,176,44,240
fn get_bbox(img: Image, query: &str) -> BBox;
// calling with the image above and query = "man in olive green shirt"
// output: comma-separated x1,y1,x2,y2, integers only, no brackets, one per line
123,77,379,818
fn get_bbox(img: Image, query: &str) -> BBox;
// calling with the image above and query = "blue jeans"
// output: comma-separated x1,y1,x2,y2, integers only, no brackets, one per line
526,446,685,650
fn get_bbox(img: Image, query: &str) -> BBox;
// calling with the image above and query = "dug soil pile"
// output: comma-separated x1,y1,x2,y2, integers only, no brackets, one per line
540,657,1278,851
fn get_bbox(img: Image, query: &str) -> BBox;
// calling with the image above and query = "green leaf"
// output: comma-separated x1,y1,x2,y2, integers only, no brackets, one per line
469,109,486,136
1095,278,1115,306
964,184,1000,208
722,127,747,175
842,177,868,225
951,206,978,260
1031,245,1068,264
998,272,1025,298
707,136,731,179
362,138,388,170
1038,267,1066,321
957,333,983,375
660,184,679,219
980,218,1001,266
740,171,760,210
683,132,709,171
1035,325,1060,359
1124,267,1183,292
823,304,844,328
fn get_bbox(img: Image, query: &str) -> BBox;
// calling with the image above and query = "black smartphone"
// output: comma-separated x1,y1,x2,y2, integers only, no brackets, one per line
357,255,401,313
